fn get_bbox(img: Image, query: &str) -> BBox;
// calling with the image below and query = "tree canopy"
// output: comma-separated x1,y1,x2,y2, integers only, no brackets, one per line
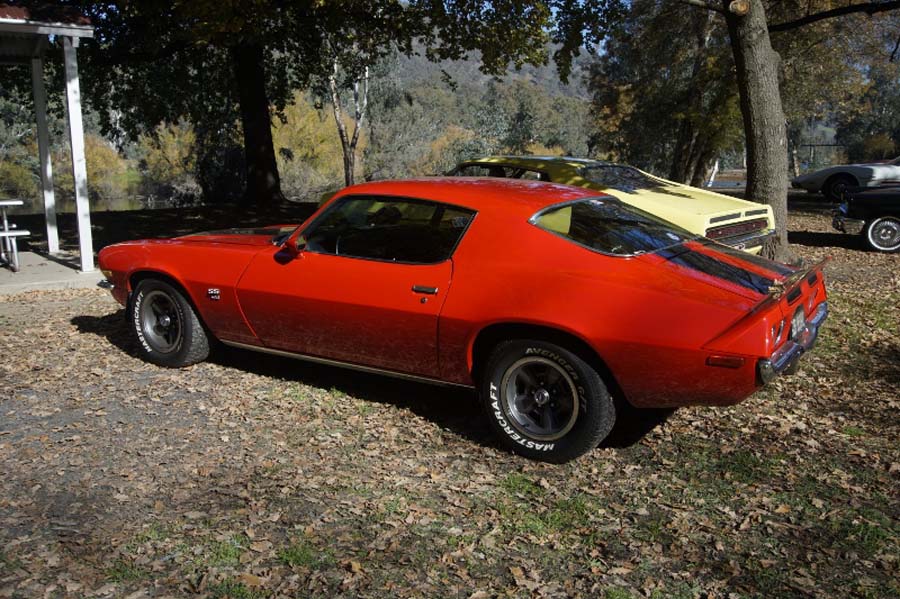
48,0,588,205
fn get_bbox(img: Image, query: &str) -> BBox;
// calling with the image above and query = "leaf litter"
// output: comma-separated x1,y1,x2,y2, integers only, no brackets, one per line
0,210,897,598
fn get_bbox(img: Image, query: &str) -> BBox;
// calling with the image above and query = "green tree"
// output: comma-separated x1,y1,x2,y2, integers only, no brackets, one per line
39,0,556,207
588,1,743,183
553,0,900,259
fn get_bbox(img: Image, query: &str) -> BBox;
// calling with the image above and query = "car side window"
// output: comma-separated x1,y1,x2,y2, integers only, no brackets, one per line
304,196,475,264
515,169,546,181
456,164,507,178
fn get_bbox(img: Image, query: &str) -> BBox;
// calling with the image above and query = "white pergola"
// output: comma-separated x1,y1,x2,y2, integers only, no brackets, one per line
0,5,94,272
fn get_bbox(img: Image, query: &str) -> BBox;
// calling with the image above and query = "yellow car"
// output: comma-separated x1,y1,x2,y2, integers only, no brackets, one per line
450,156,775,253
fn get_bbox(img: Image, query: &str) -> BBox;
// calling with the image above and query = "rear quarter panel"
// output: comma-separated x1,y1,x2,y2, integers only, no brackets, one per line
438,210,761,407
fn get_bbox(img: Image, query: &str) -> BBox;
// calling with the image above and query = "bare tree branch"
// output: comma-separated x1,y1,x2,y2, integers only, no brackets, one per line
769,0,900,32
891,30,900,61
678,0,725,13
349,66,368,152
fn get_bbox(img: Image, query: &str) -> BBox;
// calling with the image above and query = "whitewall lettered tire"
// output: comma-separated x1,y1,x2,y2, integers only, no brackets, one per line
130,278,210,367
481,340,615,463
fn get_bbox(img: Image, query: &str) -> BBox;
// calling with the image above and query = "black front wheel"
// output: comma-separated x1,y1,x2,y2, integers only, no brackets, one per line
480,340,615,463
823,175,856,202
864,217,900,253
130,279,210,367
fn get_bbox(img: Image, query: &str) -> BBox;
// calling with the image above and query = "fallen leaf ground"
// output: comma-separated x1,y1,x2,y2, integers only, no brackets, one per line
1,203,897,598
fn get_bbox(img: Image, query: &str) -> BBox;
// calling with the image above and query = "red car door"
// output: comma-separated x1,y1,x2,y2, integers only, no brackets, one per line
235,195,474,379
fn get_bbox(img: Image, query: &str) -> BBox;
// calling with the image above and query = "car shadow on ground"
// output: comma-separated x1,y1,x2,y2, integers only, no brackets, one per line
72,311,671,453
788,229,865,250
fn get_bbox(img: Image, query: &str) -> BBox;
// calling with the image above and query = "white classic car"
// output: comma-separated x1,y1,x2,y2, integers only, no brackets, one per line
792,157,900,201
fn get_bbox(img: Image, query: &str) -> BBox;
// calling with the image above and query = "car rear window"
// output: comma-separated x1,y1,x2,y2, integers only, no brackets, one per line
580,164,660,192
530,198,695,256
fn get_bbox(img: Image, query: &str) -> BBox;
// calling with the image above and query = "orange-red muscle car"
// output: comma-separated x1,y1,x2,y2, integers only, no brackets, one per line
98,179,828,462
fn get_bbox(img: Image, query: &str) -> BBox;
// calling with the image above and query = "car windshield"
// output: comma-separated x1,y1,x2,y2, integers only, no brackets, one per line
530,198,696,256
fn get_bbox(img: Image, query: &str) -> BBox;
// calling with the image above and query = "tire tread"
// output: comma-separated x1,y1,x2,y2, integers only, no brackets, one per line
482,339,614,463
131,279,210,367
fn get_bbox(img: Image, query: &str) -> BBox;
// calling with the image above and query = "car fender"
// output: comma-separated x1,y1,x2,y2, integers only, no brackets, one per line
99,240,265,344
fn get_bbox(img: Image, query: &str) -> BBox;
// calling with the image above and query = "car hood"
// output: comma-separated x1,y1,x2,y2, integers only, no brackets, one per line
177,226,298,246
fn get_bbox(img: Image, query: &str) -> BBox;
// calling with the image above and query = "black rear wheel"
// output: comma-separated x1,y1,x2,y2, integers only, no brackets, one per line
481,340,615,463
130,279,210,367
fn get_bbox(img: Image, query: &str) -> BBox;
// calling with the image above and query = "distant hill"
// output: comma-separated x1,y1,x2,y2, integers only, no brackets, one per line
392,45,593,100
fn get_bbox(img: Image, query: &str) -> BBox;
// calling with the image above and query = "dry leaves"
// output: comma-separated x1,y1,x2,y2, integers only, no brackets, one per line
0,209,897,598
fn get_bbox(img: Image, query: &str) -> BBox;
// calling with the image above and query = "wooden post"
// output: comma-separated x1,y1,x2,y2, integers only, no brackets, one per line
31,56,59,254
62,36,94,272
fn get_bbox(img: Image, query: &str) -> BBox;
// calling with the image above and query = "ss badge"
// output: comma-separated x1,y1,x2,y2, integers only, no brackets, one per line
207,288,221,301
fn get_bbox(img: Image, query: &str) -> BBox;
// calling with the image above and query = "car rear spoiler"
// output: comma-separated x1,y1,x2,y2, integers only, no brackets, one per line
703,257,830,355
753,256,830,312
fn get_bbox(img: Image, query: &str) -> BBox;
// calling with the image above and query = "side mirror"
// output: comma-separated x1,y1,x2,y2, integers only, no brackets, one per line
275,235,305,264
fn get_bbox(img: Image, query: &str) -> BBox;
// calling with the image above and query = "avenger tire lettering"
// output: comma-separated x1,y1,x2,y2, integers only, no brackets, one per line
481,339,615,463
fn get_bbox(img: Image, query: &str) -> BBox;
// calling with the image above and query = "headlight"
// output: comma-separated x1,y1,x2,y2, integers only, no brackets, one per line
790,308,806,340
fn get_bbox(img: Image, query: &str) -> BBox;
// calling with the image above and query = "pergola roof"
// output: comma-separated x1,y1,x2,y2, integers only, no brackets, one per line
0,3,93,65
0,3,95,272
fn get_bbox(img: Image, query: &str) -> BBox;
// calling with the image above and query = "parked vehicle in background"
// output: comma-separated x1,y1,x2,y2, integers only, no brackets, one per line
833,187,900,252
792,157,900,202
449,156,775,254
98,179,828,463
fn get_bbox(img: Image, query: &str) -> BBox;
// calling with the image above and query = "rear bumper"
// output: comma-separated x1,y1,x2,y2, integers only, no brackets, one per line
757,301,828,384
832,213,865,235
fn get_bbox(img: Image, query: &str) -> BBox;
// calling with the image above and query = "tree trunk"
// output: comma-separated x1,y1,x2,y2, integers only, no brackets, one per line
723,0,794,262
669,122,696,183
231,42,284,206
329,59,369,188
690,144,716,187
787,130,802,177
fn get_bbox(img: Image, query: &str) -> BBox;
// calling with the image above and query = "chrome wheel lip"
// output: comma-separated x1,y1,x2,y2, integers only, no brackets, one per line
869,218,900,251
500,356,579,442
140,290,183,354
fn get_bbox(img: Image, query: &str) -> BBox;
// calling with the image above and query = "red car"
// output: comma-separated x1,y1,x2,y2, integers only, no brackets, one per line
98,179,828,462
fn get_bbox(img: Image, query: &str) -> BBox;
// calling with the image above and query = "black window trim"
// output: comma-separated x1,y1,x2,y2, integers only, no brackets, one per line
528,196,699,258
298,193,478,266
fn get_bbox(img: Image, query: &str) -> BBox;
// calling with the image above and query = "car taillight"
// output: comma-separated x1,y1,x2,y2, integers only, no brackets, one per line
706,218,769,240
771,318,786,346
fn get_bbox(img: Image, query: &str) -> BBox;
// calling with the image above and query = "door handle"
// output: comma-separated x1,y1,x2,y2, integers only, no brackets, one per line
412,285,438,295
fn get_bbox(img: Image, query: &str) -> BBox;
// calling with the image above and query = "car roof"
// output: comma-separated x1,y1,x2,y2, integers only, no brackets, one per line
333,177,607,216
461,155,613,169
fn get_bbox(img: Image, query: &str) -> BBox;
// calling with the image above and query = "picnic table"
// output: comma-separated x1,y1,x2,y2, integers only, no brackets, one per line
0,200,30,272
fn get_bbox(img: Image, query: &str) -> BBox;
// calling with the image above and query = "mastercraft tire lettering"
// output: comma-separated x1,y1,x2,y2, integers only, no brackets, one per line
129,279,210,367
481,340,615,463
